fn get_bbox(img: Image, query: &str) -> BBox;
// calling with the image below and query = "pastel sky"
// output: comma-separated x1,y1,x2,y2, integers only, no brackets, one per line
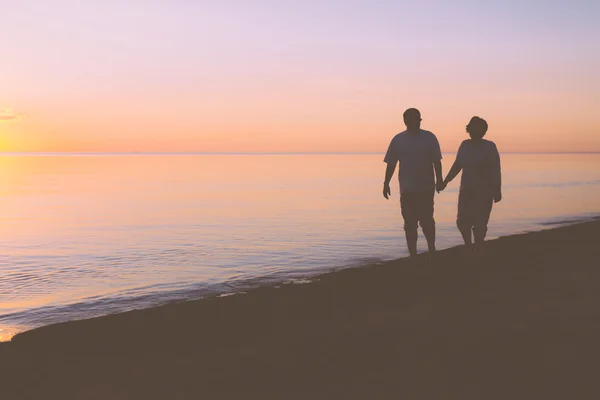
1,0,599,153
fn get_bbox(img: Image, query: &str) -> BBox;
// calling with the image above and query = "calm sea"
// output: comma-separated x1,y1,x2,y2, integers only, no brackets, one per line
1,153,599,341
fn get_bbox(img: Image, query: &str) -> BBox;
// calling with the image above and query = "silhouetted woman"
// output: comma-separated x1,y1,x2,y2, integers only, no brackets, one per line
442,117,502,252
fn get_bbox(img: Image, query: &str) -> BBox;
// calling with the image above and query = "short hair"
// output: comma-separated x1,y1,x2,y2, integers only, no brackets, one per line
403,108,421,123
467,116,488,139
403,108,420,119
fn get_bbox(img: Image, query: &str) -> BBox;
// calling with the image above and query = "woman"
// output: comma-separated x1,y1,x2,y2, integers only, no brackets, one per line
441,116,502,252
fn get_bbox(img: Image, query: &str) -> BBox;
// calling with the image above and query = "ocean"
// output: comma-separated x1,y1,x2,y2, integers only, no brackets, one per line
1,153,599,341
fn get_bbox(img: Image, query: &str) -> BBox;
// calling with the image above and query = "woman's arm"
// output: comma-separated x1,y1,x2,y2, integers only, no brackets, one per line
492,143,502,202
443,142,464,186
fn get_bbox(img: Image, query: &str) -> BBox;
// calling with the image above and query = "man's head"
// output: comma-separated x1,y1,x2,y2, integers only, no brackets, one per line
403,108,421,130
466,116,488,139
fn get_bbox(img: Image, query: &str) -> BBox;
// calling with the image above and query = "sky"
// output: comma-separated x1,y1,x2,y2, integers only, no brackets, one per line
1,0,599,153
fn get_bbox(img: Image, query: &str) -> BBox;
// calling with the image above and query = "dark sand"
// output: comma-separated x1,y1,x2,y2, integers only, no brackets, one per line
2,220,600,399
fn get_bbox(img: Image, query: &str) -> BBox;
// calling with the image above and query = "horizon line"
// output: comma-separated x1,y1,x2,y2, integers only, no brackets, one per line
1,151,600,156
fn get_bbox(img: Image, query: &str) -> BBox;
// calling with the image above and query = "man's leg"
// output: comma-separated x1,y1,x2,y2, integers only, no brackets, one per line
401,193,419,256
419,190,436,252
404,221,418,256
421,220,436,252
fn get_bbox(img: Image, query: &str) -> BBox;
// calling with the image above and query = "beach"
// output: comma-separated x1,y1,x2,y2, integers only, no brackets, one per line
2,219,600,399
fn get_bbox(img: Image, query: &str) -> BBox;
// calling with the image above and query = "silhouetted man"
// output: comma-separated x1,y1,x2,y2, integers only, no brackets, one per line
383,108,443,257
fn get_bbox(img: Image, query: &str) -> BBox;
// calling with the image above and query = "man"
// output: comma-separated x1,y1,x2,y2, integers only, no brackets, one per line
383,108,444,257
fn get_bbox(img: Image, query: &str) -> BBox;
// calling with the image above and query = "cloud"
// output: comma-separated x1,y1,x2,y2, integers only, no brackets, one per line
0,109,22,121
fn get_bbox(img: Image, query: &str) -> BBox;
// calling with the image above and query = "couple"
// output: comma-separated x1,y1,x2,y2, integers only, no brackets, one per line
383,108,502,257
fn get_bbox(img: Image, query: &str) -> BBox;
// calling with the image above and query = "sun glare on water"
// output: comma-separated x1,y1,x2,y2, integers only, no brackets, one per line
0,328,15,342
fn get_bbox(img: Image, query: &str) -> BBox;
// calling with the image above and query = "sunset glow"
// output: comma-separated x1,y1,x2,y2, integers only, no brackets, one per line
1,1,598,153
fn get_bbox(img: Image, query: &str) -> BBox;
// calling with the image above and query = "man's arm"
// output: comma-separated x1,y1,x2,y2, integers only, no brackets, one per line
383,162,396,199
383,138,398,199
431,134,444,192
434,160,443,192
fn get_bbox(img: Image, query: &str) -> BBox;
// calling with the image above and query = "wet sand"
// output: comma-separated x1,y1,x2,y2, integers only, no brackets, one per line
2,220,600,399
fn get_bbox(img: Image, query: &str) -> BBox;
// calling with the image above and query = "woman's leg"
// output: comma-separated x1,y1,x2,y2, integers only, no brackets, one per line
456,189,473,246
473,192,494,245
400,193,419,256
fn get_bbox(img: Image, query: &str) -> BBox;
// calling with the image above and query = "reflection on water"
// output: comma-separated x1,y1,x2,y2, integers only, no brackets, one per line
1,153,599,340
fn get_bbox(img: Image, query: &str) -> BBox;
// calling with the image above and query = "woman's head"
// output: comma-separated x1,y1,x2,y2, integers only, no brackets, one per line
466,116,488,139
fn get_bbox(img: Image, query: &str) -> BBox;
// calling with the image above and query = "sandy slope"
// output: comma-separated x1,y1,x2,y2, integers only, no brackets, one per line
2,220,600,399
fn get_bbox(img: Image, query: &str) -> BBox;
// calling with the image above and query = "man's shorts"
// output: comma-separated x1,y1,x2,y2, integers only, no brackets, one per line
400,189,435,226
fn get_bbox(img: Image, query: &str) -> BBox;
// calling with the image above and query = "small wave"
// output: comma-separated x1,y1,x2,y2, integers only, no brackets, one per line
217,292,246,298
539,215,600,226
291,279,313,285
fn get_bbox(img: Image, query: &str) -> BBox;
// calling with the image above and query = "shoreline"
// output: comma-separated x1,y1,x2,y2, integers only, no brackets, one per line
2,214,598,342
2,219,600,398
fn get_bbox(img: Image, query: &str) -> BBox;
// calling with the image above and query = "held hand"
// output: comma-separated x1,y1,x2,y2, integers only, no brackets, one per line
494,192,502,203
436,180,447,193
383,183,391,199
